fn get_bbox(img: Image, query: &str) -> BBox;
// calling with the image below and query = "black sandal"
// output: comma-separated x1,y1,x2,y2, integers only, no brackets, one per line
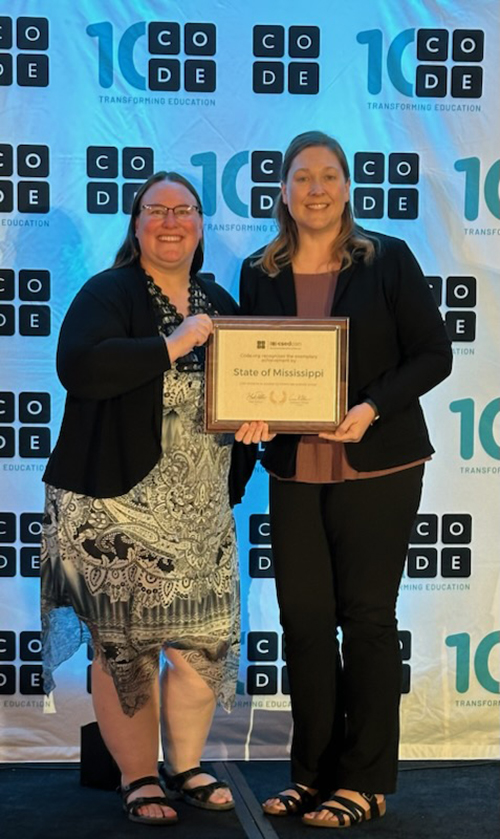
160,765,235,811
262,783,320,817
120,774,178,825
302,791,386,828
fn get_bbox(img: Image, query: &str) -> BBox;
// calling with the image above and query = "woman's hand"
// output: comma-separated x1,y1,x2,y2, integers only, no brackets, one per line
235,421,276,445
318,402,377,443
164,314,213,362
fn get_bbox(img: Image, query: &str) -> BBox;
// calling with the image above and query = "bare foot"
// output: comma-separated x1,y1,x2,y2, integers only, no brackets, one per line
302,789,385,825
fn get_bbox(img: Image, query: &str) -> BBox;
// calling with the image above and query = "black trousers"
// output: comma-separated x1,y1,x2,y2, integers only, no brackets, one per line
269,465,424,794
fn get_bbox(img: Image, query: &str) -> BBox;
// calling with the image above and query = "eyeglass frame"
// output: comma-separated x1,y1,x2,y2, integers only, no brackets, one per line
141,203,202,219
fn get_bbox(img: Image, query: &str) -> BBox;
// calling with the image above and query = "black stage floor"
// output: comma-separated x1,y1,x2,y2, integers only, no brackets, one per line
1,760,498,839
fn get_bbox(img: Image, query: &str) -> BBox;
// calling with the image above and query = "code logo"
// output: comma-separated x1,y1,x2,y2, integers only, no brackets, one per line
252,25,319,94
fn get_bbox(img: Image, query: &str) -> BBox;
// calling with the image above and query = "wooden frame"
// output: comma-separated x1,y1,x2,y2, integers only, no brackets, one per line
205,317,349,433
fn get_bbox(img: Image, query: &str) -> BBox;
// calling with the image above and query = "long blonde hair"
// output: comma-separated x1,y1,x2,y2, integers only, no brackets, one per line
256,132,377,276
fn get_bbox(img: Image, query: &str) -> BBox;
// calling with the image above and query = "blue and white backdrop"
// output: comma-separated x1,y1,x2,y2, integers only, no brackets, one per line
0,0,499,762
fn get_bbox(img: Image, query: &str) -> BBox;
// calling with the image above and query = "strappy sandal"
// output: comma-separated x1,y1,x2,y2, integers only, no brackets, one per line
262,783,320,817
160,765,235,811
120,774,178,825
302,791,386,828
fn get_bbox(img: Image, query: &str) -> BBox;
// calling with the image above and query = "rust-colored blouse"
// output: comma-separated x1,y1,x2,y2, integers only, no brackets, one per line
289,271,428,483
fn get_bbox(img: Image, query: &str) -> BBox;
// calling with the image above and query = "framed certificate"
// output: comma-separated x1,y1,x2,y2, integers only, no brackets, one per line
205,317,349,433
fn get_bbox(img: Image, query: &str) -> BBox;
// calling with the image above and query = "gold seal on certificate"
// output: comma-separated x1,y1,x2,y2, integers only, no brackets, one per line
205,317,349,433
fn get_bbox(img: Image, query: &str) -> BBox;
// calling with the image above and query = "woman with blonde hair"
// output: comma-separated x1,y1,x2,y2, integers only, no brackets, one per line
237,131,452,828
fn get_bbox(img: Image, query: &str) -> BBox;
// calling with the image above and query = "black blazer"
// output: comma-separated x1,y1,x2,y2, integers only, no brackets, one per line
239,232,453,477
43,262,252,503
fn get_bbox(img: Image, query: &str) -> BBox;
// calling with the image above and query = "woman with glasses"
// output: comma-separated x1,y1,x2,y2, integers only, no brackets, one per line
41,171,250,826
236,132,452,829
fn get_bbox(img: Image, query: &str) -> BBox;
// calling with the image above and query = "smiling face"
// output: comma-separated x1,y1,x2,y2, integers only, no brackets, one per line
134,179,203,277
281,145,350,239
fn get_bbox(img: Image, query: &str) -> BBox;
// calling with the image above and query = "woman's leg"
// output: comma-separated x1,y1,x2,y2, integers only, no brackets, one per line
160,648,232,804
266,478,343,801
304,466,424,825
91,658,176,820
330,466,424,792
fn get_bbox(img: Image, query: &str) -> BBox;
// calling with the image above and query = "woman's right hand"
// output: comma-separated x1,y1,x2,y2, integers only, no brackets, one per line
235,421,276,444
164,314,213,362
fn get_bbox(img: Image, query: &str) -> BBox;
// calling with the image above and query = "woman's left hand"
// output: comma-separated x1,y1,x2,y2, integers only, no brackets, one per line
318,402,377,443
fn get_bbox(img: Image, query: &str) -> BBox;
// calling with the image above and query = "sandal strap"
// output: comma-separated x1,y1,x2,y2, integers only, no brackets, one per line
121,775,163,799
184,780,229,803
125,795,170,815
329,794,366,820
165,765,206,789
274,792,302,813
313,804,352,826
314,794,368,825
274,784,317,814
360,791,379,818
290,783,316,803
161,764,233,805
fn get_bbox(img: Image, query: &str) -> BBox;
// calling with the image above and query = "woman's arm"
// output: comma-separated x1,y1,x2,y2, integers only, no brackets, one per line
359,241,453,418
56,285,171,400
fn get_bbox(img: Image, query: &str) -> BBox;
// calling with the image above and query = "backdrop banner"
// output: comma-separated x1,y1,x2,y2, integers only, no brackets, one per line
0,0,499,762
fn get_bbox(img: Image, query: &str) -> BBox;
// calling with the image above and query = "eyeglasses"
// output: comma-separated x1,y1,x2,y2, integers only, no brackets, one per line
141,203,201,219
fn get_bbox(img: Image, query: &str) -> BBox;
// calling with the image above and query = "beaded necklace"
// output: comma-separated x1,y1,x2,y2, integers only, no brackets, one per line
146,272,218,373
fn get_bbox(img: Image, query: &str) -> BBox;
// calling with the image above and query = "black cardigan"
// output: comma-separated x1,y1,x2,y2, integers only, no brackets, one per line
239,232,453,477
43,262,253,503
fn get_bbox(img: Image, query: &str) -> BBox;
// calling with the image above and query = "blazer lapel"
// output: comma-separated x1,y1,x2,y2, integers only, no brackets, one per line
331,262,357,313
274,264,297,315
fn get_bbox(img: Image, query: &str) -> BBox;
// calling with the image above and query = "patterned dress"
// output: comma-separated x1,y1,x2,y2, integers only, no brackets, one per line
41,277,240,716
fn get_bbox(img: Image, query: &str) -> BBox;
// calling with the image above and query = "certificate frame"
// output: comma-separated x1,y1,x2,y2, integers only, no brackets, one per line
205,317,349,433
